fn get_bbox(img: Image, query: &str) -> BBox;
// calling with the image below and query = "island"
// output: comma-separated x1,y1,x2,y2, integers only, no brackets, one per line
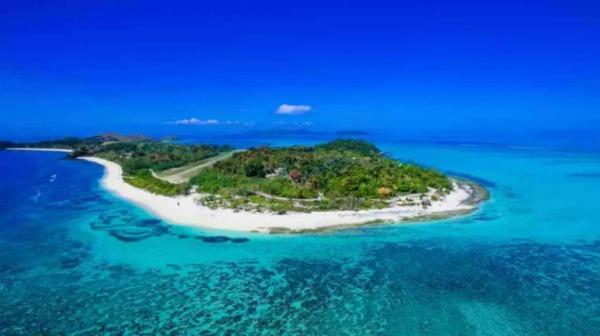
3,134,487,233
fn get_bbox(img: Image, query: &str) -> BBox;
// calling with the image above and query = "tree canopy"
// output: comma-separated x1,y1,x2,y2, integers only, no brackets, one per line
189,139,452,210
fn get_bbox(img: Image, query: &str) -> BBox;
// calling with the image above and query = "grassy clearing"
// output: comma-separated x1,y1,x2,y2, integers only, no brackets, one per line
154,150,241,184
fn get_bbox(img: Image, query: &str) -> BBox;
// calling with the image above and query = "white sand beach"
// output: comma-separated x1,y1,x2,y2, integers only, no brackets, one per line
79,156,480,233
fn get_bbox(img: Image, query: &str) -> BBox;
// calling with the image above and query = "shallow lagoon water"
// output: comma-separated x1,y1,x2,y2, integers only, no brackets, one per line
1,141,599,335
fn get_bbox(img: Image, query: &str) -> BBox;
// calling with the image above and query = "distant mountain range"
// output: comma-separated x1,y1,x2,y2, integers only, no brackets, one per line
88,133,150,143
0,133,151,150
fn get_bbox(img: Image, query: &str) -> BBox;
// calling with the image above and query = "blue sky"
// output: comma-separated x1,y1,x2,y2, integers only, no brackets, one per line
1,0,599,138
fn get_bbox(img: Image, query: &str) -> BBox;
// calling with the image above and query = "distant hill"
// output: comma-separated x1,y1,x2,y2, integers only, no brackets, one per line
2,133,152,151
0,141,16,149
89,133,150,143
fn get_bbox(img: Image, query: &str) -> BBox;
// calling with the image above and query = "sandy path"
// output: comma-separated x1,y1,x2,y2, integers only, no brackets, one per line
153,150,242,184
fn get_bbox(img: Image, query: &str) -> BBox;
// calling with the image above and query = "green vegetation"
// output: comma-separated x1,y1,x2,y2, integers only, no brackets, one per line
189,139,452,212
123,171,188,196
91,141,233,196
93,141,234,174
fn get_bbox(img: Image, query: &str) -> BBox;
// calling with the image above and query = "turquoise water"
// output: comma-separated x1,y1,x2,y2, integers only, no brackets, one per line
1,141,599,335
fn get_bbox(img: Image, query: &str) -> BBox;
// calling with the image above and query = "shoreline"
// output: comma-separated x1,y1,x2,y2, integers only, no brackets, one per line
79,156,485,233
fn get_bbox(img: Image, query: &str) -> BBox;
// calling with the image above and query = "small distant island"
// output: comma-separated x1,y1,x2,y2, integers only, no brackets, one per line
2,134,487,233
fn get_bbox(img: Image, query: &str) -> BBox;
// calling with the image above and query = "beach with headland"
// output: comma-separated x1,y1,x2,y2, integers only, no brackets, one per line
83,156,486,233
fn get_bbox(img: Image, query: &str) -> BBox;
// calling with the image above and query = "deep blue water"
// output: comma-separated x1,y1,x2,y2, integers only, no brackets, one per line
1,139,600,335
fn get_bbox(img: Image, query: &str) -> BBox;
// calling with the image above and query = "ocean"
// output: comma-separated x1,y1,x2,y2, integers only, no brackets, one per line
1,137,599,335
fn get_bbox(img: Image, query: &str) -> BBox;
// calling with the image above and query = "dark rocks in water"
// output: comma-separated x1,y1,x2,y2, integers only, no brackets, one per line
89,221,103,230
90,221,126,231
60,258,81,269
177,234,191,239
109,225,169,242
109,229,153,242
153,225,170,235
201,236,230,243
99,213,118,222
191,235,247,243
138,219,162,227
91,215,169,239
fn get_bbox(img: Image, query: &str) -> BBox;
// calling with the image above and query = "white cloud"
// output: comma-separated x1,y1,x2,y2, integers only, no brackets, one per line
276,104,312,115
201,119,220,125
224,120,257,126
169,117,219,125
167,118,255,126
